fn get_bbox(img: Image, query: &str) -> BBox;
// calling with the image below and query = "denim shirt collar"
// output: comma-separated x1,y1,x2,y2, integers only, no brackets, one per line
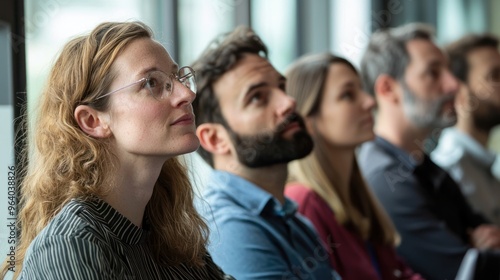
208,170,297,218
272,197,298,219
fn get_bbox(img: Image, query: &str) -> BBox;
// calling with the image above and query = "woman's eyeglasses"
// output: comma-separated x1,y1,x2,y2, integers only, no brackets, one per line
95,66,196,101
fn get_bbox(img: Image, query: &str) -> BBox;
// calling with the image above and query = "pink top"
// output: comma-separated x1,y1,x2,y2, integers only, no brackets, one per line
285,183,424,280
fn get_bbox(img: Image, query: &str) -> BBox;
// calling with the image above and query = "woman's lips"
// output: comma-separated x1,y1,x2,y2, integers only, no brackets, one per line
171,113,194,125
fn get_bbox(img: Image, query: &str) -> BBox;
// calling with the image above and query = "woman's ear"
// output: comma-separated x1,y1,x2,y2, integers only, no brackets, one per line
74,105,111,138
196,123,231,155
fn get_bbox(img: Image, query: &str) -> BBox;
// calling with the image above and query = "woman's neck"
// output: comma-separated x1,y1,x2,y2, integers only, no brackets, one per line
318,144,355,201
103,155,165,227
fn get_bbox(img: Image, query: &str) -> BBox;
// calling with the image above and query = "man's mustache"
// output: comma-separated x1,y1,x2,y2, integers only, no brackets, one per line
275,113,306,134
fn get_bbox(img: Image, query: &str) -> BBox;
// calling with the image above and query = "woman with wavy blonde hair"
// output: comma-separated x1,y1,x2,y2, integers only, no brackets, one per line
285,53,423,280
2,21,232,279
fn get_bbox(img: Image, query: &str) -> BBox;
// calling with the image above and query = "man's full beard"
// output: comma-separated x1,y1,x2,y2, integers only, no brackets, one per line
468,89,500,132
226,113,314,168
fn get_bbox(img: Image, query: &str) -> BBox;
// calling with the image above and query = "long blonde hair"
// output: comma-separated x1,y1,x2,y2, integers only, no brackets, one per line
286,52,399,245
3,21,208,279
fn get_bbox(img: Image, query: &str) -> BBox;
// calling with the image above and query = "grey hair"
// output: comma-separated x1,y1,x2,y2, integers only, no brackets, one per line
360,23,435,96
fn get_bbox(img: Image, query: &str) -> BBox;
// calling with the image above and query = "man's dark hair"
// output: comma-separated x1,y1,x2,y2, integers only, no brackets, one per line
191,26,268,167
446,34,499,83
360,23,434,96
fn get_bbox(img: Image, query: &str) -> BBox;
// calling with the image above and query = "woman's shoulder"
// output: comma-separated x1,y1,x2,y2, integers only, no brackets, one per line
21,208,118,279
22,199,117,273
29,198,109,249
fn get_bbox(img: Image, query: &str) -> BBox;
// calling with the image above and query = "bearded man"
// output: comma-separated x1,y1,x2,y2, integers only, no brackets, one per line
432,34,500,226
359,23,500,280
191,26,340,280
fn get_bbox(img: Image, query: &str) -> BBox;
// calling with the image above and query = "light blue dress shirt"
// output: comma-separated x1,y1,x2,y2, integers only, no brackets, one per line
431,127,500,226
199,170,341,280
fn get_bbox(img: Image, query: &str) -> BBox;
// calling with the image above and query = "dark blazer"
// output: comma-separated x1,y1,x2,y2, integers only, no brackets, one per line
358,136,488,280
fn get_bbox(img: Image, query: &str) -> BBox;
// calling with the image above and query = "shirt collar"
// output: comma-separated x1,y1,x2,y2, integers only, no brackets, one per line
374,136,422,171
79,197,145,245
441,128,497,169
208,170,297,218
272,197,298,219
374,136,449,190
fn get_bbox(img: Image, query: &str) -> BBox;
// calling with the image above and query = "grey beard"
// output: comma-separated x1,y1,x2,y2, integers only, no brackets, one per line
401,81,457,129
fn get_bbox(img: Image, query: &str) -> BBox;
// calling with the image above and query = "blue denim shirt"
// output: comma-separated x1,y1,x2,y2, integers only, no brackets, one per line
199,170,340,280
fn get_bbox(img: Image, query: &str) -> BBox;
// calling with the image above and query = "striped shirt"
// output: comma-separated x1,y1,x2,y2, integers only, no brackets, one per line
20,198,233,279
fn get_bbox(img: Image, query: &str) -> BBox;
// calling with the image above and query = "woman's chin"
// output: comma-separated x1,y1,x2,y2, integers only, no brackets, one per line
179,133,201,155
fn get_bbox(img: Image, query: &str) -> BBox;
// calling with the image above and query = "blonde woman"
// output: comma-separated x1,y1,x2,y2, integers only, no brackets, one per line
2,21,231,279
285,53,422,280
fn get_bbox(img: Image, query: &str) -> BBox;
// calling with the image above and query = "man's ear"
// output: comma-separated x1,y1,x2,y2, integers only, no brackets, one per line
374,74,401,104
196,123,231,155
74,105,111,138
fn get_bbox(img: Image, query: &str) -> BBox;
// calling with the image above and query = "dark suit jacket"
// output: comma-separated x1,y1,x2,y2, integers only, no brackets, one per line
359,136,488,280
